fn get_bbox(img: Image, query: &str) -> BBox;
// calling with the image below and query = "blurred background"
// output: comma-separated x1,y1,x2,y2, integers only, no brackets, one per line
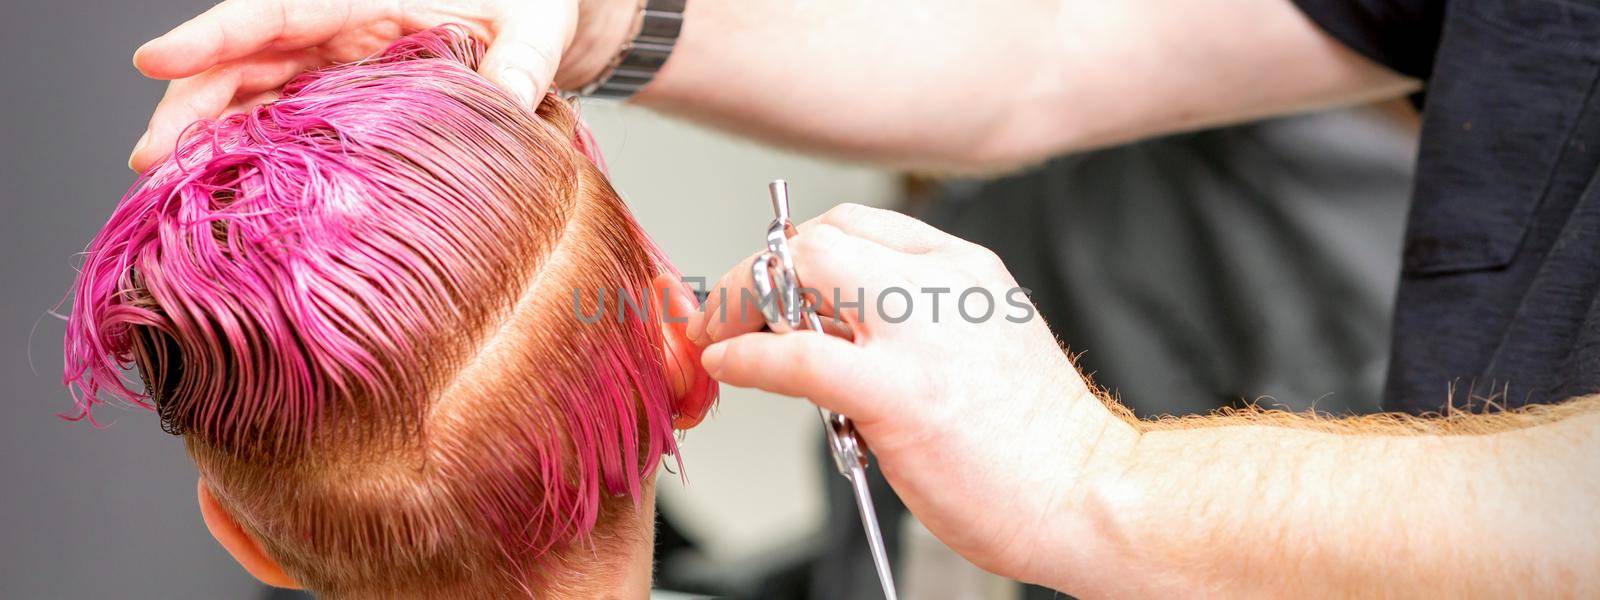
1,1,1416,598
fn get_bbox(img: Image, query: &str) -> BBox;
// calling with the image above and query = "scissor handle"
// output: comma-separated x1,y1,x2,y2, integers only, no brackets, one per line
755,180,897,600
753,241,869,478
751,252,803,332
769,180,792,223
823,408,871,476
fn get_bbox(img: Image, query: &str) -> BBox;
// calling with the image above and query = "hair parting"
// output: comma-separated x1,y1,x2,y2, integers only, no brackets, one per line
62,26,700,597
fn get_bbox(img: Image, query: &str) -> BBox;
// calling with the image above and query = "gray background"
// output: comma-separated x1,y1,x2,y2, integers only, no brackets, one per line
0,0,264,598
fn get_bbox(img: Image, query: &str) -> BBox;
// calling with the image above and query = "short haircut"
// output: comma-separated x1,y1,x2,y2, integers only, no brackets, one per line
62,27,699,598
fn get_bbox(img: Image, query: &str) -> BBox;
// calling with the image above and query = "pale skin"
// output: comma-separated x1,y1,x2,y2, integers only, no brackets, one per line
126,0,1417,172
129,0,1599,597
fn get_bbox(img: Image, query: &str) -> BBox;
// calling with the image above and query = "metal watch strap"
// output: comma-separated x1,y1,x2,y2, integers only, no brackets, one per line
581,0,686,99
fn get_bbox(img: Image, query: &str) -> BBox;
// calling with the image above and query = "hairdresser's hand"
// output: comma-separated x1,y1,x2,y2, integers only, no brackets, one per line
688,204,1139,587
128,0,637,172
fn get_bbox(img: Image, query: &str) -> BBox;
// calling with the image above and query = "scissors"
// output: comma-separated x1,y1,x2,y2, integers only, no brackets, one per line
751,180,898,600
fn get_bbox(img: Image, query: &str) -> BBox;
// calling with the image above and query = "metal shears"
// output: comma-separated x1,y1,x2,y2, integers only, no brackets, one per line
751,180,898,600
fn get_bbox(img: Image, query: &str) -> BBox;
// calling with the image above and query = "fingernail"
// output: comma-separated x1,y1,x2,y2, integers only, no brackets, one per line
128,131,150,171
702,314,725,346
701,343,727,376
686,311,708,346
500,68,536,107
131,40,162,76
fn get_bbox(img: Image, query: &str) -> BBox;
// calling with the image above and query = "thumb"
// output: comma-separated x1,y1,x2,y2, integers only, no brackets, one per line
481,8,577,107
702,332,894,423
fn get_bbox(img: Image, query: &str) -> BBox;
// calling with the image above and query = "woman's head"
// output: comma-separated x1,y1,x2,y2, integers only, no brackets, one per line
62,27,713,598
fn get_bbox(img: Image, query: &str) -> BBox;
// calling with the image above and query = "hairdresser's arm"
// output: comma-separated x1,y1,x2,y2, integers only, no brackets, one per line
1085,396,1600,597
691,204,1600,597
130,0,1416,173
640,0,1417,170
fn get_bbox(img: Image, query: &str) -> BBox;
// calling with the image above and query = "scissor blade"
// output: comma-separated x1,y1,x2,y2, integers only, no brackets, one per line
848,463,899,600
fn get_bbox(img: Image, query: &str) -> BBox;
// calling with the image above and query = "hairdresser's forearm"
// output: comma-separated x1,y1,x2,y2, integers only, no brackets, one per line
634,0,1416,171
1053,402,1600,596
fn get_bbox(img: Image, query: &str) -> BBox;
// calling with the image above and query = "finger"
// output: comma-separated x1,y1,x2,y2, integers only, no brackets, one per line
702,332,889,420
689,248,777,346
818,203,958,254
479,5,577,107
229,50,329,94
130,54,321,172
129,74,236,172
691,253,855,345
815,315,856,340
788,223,917,310
221,90,283,119
686,216,908,344
696,224,914,345
134,0,365,80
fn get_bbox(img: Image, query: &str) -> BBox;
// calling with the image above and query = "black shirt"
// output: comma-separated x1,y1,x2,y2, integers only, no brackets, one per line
1294,0,1600,414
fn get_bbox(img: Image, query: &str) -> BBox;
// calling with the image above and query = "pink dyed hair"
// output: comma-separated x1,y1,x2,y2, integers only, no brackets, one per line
62,26,696,596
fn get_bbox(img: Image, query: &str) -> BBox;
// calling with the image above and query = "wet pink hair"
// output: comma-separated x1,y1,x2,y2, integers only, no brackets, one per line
61,26,694,596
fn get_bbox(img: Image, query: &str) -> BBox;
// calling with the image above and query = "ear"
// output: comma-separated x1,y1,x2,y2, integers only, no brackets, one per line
651,273,715,430
197,477,300,589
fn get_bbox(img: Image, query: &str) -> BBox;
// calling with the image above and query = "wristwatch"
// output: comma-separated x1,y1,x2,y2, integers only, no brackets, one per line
580,0,687,100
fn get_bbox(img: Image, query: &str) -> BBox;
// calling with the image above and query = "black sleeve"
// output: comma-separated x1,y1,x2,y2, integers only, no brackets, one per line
1290,0,1446,79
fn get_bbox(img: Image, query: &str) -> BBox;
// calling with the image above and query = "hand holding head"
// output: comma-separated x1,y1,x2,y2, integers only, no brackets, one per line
127,0,638,172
